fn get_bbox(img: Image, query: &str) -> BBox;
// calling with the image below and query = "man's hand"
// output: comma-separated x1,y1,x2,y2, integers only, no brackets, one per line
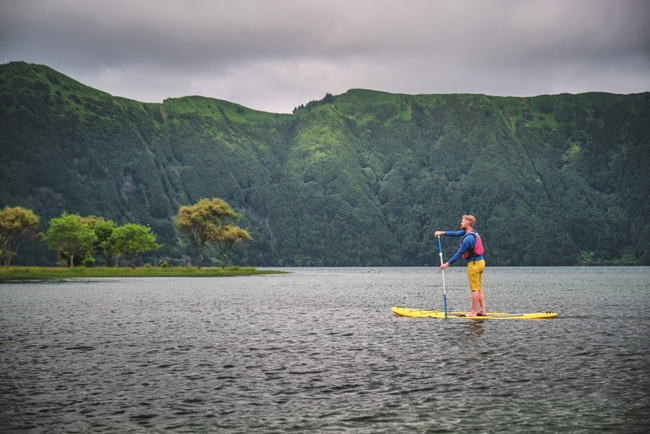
434,231,445,238
440,262,449,270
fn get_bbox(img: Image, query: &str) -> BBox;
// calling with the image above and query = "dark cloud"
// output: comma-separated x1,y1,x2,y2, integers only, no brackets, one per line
1,0,648,112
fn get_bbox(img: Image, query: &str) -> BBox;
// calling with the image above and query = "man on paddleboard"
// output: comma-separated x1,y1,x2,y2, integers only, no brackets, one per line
434,215,486,317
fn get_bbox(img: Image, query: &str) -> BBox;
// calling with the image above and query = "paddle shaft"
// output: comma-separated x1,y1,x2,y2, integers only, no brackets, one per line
437,236,448,319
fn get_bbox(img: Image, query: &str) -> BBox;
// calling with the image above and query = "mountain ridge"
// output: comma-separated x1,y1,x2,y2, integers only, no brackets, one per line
1,61,648,266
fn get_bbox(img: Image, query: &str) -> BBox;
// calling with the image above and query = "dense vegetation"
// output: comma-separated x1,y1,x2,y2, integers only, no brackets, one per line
1,61,648,266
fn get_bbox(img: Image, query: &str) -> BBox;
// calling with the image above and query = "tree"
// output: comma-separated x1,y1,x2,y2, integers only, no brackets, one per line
84,216,118,266
175,198,240,268
43,213,97,267
107,223,161,269
0,206,40,266
212,224,252,268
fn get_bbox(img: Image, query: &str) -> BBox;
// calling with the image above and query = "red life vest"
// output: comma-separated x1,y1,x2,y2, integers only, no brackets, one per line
461,231,484,260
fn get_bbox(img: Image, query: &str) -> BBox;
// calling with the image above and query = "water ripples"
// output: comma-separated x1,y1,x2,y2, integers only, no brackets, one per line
1,267,649,432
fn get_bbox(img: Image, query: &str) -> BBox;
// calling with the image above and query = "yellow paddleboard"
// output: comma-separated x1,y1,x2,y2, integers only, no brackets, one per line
392,306,557,320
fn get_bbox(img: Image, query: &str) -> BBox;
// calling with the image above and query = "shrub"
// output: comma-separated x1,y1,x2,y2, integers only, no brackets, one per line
82,253,95,268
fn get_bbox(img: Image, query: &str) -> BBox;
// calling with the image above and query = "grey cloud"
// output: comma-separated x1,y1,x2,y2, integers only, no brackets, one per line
1,0,648,112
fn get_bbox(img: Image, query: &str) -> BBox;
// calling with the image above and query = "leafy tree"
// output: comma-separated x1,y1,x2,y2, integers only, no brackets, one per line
0,206,40,266
43,213,97,267
212,224,253,268
175,198,241,268
84,216,118,266
107,223,161,269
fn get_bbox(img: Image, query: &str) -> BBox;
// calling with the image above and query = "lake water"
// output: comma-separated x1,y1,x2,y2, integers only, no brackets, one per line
1,267,649,433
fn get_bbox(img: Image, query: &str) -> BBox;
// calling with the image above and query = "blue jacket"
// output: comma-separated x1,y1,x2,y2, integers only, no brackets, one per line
444,230,484,265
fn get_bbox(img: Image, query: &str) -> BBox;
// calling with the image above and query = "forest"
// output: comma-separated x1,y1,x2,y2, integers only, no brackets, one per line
1,61,649,266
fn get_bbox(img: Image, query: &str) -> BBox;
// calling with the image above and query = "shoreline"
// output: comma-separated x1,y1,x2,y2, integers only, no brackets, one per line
0,266,287,279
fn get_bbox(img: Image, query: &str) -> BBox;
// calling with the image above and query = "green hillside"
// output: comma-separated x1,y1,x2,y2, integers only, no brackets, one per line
1,61,648,266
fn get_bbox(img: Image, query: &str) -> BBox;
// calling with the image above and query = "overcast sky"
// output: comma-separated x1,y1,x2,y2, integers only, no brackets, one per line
1,0,649,113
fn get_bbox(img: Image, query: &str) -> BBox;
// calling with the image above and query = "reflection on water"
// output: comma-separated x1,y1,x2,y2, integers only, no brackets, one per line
1,267,649,432
466,320,486,337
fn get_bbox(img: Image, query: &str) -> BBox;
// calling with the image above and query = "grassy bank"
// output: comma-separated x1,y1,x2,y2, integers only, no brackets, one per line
0,266,287,279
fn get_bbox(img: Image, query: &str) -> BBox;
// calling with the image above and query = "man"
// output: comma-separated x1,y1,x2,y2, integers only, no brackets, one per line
434,215,486,317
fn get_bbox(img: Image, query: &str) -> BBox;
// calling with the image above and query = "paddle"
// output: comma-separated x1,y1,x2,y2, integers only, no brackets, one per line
437,235,448,319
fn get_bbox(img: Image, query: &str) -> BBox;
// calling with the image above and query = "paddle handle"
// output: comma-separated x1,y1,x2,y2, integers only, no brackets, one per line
437,236,448,319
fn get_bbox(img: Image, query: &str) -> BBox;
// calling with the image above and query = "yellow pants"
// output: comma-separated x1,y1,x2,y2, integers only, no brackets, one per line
467,259,486,291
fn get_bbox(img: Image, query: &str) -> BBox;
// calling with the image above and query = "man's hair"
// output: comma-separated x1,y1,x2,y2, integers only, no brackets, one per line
463,215,476,227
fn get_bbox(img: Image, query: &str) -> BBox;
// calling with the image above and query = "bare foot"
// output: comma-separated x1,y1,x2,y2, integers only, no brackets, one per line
465,312,477,317
477,311,487,316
